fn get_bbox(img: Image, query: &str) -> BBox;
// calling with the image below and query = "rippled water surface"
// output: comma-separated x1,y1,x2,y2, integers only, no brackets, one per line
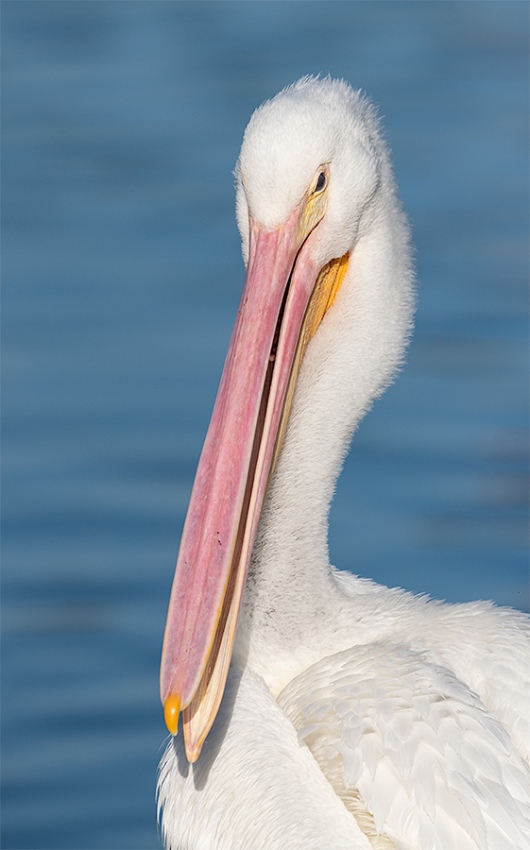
2,3,528,848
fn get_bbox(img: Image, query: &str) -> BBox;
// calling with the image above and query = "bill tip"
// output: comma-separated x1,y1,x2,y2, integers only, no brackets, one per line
164,694,181,735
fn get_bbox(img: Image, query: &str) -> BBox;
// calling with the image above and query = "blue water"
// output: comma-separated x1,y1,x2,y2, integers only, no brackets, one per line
2,3,528,848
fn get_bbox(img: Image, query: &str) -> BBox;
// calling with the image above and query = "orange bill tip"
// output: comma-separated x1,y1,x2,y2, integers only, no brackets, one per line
163,694,181,735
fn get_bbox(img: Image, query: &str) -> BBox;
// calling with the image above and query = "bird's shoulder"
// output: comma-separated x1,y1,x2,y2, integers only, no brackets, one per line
278,641,530,850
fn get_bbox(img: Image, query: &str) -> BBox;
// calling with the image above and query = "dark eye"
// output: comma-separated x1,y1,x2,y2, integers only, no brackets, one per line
315,171,327,193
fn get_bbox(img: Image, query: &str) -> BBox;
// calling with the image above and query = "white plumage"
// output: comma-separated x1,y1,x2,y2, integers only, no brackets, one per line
158,77,530,849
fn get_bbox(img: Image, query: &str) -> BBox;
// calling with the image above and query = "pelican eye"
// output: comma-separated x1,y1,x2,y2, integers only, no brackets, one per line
315,171,327,193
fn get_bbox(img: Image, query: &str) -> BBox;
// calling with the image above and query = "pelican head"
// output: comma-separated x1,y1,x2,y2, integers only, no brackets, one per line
236,77,383,267
160,76,414,762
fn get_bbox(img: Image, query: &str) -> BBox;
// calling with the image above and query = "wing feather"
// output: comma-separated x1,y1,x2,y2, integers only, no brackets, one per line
158,666,374,850
279,643,530,850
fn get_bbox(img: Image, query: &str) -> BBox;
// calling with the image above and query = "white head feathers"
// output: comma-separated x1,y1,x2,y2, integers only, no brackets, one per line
235,76,390,267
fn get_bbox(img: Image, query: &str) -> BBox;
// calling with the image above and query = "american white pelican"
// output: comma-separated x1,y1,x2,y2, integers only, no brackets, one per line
157,77,530,849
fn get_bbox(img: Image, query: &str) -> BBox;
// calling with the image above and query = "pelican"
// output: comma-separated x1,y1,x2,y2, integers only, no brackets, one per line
157,77,530,849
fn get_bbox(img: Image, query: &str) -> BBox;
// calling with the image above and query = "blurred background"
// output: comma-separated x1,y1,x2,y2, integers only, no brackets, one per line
2,2,528,848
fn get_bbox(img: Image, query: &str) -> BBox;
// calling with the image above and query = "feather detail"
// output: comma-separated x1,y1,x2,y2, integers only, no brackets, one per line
279,643,530,850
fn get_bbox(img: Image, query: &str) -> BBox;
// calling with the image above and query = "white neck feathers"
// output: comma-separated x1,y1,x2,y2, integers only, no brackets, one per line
235,188,415,686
